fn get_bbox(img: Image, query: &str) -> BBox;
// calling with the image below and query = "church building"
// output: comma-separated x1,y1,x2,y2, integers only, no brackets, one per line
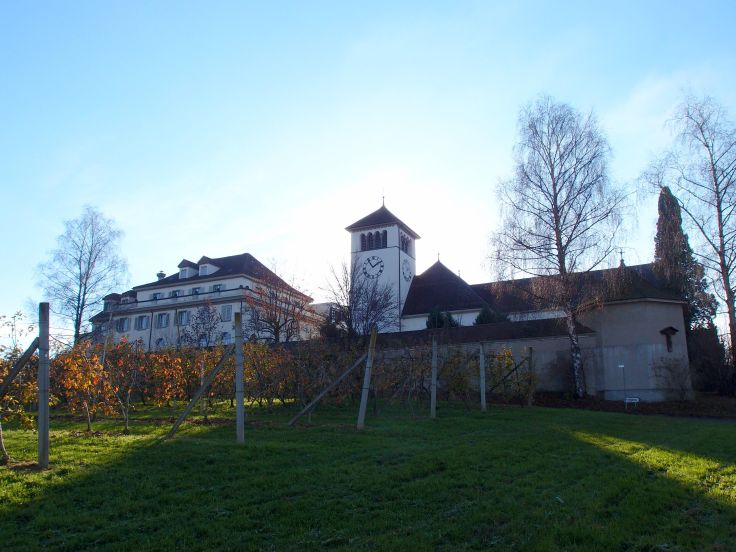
346,205,691,402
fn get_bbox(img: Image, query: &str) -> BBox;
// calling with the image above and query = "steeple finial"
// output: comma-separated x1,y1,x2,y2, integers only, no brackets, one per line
619,248,625,268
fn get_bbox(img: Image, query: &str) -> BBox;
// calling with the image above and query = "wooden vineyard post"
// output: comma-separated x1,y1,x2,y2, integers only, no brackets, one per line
356,327,378,431
287,353,367,426
479,342,487,412
166,345,235,439
430,335,438,419
234,312,245,444
38,302,50,469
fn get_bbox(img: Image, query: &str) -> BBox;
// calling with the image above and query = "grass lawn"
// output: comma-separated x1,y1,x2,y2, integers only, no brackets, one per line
1,403,735,551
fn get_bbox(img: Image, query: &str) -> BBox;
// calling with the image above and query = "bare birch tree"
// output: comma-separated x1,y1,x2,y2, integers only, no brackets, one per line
647,96,736,365
37,206,128,343
494,96,625,397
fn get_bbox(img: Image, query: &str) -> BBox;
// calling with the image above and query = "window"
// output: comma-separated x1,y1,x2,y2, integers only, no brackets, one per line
155,337,167,350
221,304,232,322
198,334,208,347
212,284,223,293
400,233,411,254
381,230,388,248
360,233,366,251
177,310,189,326
135,315,149,330
170,290,181,298
367,232,374,249
192,287,201,296
152,292,163,301
115,318,129,332
199,265,208,276
222,332,232,345
156,313,170,328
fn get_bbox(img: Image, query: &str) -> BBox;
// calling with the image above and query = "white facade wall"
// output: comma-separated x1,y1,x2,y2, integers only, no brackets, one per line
96,272,317,350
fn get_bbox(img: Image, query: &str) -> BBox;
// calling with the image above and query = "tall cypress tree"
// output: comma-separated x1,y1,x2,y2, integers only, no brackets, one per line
654,186,716,331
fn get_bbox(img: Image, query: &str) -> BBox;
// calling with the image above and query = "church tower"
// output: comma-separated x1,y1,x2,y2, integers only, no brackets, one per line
345,204,420,332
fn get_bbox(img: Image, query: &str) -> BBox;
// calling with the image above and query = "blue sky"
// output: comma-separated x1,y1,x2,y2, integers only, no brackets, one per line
1,1,735,341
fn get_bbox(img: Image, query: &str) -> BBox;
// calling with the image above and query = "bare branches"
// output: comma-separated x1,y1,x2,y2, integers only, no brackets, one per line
244,273,311,343
646,95,736,353
495,97,625,281
325,258,399,337
37,206,128,343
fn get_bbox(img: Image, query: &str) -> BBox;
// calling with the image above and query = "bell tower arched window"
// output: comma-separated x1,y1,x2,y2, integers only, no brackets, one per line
367,232,374,249
360,233,366,251
382,230,387,248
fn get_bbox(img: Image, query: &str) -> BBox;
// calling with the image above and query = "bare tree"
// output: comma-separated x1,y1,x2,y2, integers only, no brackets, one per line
325,258,399,337
244,273,312,343
647,96,736,362
494,96,625,397
37,206,128,343
182,304,222,347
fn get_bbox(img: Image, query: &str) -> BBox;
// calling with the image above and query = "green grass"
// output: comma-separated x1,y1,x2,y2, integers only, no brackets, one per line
1,403,735,551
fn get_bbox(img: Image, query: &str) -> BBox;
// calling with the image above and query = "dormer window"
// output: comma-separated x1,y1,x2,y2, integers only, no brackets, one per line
198,263,219,277
179,267,192,279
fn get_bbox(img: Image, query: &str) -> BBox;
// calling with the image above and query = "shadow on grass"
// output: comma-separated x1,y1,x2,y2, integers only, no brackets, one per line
1,406,735,550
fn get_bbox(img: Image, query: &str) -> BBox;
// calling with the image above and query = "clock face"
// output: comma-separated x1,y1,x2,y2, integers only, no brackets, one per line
362,255,385,279
402,259,413,281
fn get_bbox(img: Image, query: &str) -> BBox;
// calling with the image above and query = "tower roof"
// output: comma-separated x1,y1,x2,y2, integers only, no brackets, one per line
345,205,420,239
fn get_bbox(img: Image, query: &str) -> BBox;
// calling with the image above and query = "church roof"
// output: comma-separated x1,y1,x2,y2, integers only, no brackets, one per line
470,263,682,313
402,261,487,316
345,205,420,239
402,262,681,319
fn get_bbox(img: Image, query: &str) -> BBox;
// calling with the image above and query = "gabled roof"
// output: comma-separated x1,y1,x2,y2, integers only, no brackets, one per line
402,261,487,316
177,259,198,269
345,205,420,239
470,263,682,314
133,252,310,300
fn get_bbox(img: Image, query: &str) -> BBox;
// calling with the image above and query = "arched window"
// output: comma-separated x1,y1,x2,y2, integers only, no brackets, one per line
381,230,387,248
367,232,374,249
360,233,366,251
374,232,380,249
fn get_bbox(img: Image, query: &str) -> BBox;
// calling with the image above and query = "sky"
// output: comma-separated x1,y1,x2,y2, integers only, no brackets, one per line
1,1,735,344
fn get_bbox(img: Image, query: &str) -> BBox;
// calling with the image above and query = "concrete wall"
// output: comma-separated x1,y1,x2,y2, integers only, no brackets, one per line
397,300,690,402
579,300,691,401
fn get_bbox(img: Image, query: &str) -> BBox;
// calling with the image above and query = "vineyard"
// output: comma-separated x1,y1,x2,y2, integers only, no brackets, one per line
1,335,535,441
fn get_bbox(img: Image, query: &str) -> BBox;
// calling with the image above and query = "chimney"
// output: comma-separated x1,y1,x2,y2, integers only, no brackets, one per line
156,271,166,280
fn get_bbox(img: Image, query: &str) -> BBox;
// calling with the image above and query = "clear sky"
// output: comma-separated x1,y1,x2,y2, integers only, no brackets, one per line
1,1,735,341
